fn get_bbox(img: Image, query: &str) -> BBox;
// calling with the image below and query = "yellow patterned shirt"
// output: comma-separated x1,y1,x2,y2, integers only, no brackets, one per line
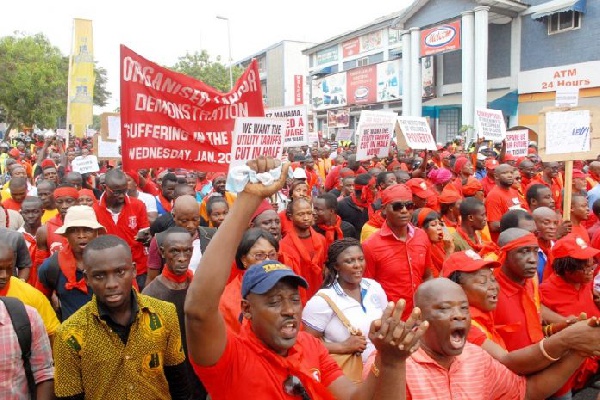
53,292,185,399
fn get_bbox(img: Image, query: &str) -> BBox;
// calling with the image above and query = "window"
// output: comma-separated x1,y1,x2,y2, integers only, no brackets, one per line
357,57,369,67
548,11,581,34
257,57,266,72
437,108,461,144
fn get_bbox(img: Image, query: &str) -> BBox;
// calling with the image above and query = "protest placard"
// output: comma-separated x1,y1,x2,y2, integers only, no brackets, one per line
120,46,265,173
355,111,397,161
505,129,528,157
264,106,308,147
396,116,437,151
555,87,579,108
95,135,121,160
335,128,354,141
71,155,100,174
230,117,285,169
475,108,506,141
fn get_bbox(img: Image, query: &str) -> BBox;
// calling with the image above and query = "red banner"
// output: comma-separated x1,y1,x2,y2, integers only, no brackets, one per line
342,38,360,58
294,75,303,105
420,20,461,57
120,45,264,172
346,65,377,105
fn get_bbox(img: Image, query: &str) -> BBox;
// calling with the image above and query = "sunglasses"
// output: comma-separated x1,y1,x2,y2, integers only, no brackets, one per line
391,201,415,211
283,375,310,400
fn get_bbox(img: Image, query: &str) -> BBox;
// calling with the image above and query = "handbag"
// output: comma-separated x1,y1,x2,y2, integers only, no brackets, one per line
317,293,364,383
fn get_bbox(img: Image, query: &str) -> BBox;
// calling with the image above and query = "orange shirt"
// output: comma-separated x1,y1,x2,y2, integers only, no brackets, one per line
485,186,521,243
493,269,543,351
219,274,243,334
2,197,22,211
192,325,342,400
404,344,526,399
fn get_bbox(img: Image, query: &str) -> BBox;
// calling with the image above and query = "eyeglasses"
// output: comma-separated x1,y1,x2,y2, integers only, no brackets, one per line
283,375,311,400
391,201,415,211
106,187,128,196
250,251,278,261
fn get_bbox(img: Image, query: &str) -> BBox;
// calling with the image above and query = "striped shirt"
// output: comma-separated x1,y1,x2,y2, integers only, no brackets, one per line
405,343,526,399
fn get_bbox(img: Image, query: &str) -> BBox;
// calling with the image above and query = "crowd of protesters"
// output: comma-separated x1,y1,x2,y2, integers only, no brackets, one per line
3,129,600,399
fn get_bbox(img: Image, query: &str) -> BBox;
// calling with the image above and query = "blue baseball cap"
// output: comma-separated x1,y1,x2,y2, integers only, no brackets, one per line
241,260,308,298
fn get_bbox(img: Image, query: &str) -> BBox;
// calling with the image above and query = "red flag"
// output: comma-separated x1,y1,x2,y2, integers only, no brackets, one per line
120,45,264,172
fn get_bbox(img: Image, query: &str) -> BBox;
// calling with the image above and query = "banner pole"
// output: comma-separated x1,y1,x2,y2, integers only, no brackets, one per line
562,160,573,221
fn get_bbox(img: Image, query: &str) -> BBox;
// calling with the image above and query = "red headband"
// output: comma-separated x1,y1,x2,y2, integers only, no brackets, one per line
454,157,468,175
125,170,140,186
417,207,437,228
498,233,538,265
438,188,462,204
381,184,412,205
54,187,80,200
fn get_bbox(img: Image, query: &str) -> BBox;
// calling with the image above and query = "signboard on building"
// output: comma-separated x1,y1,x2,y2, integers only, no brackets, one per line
327,109,350,128
518,61,600,94
422,56,435,99
420,20,461,57
342,38,361,58
316,45,338,65
376,60,402,102
294,75,304,105
347,65,377,105
311,72,347,111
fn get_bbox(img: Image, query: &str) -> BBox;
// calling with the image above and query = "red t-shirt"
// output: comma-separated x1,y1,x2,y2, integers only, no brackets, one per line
493,269,543,351
2,198,22,211
363,223,432,319
192,326,342,400
94,196,150,275
540,274,600,318
485,185,521,243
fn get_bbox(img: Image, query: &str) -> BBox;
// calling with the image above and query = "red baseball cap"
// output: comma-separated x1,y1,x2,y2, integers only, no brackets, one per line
442,250,501,277
503,153,516,161
485,159,499,170
406,178,435,199
552,236,600,260
572,169,587,179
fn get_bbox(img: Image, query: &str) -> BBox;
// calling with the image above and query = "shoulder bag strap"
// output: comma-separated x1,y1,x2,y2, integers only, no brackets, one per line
317,293,358,335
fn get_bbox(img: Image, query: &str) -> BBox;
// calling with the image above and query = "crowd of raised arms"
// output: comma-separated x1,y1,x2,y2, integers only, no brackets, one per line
4,130,600,399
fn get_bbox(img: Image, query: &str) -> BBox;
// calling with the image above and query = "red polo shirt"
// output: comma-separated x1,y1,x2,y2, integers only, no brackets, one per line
540,274,600,318
485,185,521,243
192,325,342,400
493,269,543,351
363,223,431,319
94,195,150,275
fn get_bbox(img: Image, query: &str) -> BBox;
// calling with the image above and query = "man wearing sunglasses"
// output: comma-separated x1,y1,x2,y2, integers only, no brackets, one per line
185,157,428,400
363,184,433,320
94,168,150,290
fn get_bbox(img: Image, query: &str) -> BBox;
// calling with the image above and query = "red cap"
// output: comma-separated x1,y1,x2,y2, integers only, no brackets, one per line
503,153,516,161
381,184,412,205
462,177,483,197
8,148,20,159
441,151,451,159
406,178,435,199
438,187,462,204
442,250,501,277
572,169,587,179
485,159,499,170
41,159,56,170
251,199,274,221
552,236,600,260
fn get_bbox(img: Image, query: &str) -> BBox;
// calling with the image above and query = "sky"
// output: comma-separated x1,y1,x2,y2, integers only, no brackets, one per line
2,0,413,113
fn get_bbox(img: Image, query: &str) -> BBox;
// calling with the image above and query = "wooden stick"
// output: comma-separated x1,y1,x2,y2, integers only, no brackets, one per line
562,160,573,221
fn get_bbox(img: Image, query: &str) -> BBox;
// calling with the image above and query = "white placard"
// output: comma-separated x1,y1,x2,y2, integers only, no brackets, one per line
107,115,121,141
230,117,286,169
56,129,68,140
396,117,437,151
355,111,397,161
555,87,579,108
545,110,591,155
97,135,121,159
475,108,506,141
335,129,354,141
264,106,308,147
71,155,100,174
505,129,529,157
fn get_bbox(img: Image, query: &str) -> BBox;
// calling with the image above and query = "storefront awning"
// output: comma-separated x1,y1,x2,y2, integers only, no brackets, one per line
311,66,332,76
421,89,518,117
528,0,587,20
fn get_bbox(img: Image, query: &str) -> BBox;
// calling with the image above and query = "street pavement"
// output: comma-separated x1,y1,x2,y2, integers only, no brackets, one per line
574,388,599,399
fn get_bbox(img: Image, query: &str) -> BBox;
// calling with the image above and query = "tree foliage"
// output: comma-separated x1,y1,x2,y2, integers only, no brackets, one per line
0,32,111,133
171,50,245,93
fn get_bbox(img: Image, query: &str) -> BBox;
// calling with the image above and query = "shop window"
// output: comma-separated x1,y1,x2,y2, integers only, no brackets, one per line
258,57,266,73
437,108,461,145
548,11,581,34
357,57,369,67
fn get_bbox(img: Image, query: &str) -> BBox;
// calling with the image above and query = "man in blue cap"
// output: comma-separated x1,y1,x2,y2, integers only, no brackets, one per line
185,156,428,399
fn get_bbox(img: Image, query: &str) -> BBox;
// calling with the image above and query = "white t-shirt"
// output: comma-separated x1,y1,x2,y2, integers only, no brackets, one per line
189,238,202,273
302,278,387,362
137,191,158,214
